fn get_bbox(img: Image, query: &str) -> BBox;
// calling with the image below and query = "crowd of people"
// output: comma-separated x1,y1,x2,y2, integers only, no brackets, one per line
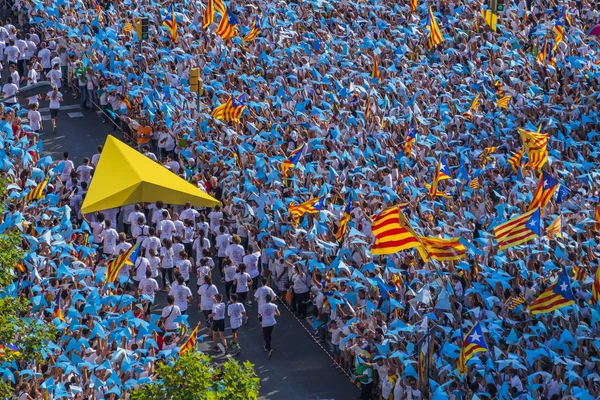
3,0,600,398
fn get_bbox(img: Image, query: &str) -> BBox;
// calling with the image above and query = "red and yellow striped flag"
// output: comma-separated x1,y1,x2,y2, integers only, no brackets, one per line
507,147,524,173
370,206,420,255
214,0,226,15
595,204,600,230
371,53,381,82
211,95,246,123
546,215,562,239
573,265,587,282
417,237,466,262
496,96,511,109
427,7,443,49
519,128,549,171
504,294,525,310
528,172,558,214
216,8,238,40
105,243,140,283
25,176,50,202
411,0,418,12
469,177,479,190
202,0,215,29
180,323,201,354
591,266,600,304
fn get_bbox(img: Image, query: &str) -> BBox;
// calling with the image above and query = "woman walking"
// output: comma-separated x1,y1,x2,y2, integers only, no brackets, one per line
45,86,63,133
258,294,280,359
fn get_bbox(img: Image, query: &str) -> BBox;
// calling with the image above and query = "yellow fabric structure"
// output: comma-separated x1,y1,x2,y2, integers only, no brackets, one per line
81,135,219,214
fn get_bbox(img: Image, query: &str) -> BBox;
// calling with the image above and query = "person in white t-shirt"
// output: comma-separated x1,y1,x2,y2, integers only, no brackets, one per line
215,226,231,278
197,275,218,337
46,62,62,89
133,254,150,285
223,258,237,301
139,270,159,315
234,264,252,306
161,295,182,332
98,219,118,256
225,235,245,266
27,103,41,133
169,275,192,313
254,278,276,315
75,157,93,184
258,294,280,358
227,293,246,353
209,293,227,352
175,251,192,284
244,245,261,306
45,87,62,132
57,152,74,184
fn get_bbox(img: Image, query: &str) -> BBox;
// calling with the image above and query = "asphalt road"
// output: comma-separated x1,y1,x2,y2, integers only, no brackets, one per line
30,93,359,400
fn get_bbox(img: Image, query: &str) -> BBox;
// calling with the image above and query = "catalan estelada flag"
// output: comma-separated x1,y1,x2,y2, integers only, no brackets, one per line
288,195,325,224
281,144,305,177
418,236,466,262
211,94,247,123
426,7,443,49
519,128,549,171
180,323,200,353
493,208,540,251
404,121,416,156
25,175,50,202
371,53,380,82
214,0,226,15
216,8,238,40
528,171,558,214
335,198,352,242
554,8,566,46
505,294,526,310
364,95,372,122
243,15,261,42
458,323,487,375
528,269,574,314
202,0,215,29
507,147,524,173
591,266,600,304
370,206,420,255
537,41,548,65
428,155,451,198
546,215,562,239
105,243,140,283
496,95,511,109
163,5,178,41
53,290,64,321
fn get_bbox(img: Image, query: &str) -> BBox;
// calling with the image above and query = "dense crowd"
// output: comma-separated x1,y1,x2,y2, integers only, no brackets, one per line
3,0,600,398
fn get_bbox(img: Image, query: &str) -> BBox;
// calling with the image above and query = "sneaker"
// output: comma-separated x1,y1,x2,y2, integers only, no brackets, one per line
244,317,249,326
268,349,273,359
246,301,252,306
263,347,268,352
213,346,219,352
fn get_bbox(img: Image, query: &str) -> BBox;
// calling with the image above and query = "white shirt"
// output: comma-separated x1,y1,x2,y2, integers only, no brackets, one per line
224,265,237,283
198,283,218,310
169,284,192,312
158,219,176,241
38,48,51,68
160,246,175,269
259,303,278,327
141,236,161,258
133,257,150,281
234,272,251,293
76,165,93,182
228,302,246,329
47,69,62,88
212,302,226,320
139,277,159,301
244,252,261,278
161,304,181,331
254,286,276,314
98,228,118,254
1,83,17,103
176,259,192,281
216,233,231,257
225,243,244,265
47,90,62,109
27,110,41,131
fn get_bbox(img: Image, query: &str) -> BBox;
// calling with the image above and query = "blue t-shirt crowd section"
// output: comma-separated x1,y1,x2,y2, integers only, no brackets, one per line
3,0,600,398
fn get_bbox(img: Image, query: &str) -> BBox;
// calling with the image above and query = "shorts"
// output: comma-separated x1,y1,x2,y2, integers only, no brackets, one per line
231,326,240,333
212,319,225,332
202,309,211,323
50,108,59,118
332,344,340,355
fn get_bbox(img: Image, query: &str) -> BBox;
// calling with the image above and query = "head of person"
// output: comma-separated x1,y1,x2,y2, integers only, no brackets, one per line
204,275,212,286
145,270,152,279
230,293,238,303
104,220,111,228
265,294,272,304
177,275,184,285
167,295,174,305
232,235,241,244
215,293,223,303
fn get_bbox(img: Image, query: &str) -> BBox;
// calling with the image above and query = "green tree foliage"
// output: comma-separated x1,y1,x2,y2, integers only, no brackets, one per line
130,352,260,400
